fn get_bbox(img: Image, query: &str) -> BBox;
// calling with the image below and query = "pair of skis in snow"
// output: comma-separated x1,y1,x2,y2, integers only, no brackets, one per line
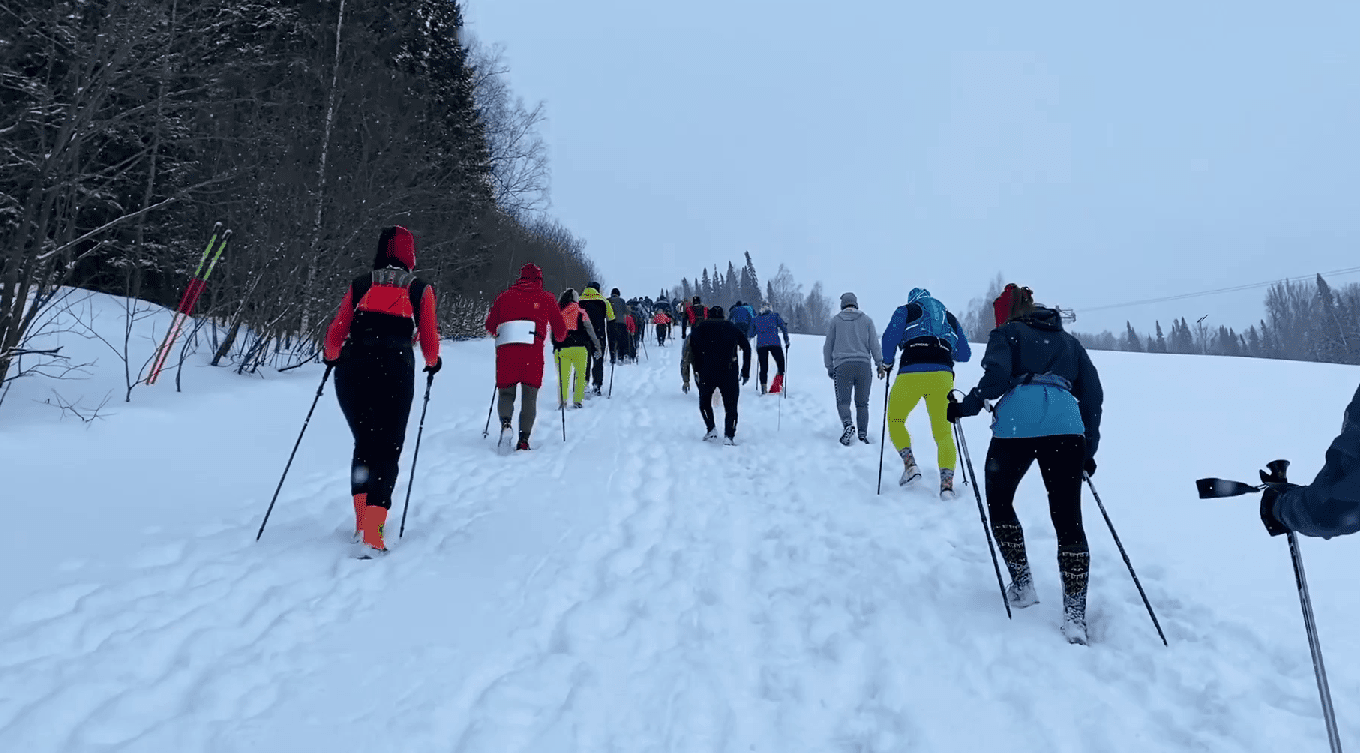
146,223,231,385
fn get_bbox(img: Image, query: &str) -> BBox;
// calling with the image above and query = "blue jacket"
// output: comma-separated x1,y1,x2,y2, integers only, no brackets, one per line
881,290,971,373
1274,383,1360,539
730,304,756,337
752,311,789,348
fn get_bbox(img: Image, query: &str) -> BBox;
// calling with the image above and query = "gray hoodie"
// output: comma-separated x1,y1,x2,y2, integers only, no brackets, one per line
823,308,885,372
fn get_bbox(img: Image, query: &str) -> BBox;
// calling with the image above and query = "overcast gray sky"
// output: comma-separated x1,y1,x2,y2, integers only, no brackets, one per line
465,0,1360,334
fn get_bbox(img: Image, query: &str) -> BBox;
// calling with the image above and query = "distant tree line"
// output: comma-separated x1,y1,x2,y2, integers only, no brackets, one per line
670,253,833,335
960,273,1360,366
1,0,596,388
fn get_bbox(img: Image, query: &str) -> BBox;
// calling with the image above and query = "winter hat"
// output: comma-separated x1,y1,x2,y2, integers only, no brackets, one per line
707,306,725,319
588,280,601,291
908,287,930,304
374,226,416,271
611,288,621,296
840,292,858,309
519,263,543,282
760,304,771,313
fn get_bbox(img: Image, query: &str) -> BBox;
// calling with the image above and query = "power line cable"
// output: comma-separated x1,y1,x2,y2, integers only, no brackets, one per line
1078,264,1360,313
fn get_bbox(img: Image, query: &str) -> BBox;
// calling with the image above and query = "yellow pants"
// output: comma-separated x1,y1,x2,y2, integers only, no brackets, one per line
558,347,589,403
888,370,957,470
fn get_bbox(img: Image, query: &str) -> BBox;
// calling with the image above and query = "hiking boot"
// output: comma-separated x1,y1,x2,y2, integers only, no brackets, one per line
770,374,784,394
573,402,584,409
939,468,956,500
759,382,767,395
1060,547,1090,645
516,432,531,452
858,433,870,445
993,524,1039,608
723,435,737,446
352,492,367,541
898,447,921,485
703,427,720,441
497,419,514,455
839,423,856,446
358,504,388,558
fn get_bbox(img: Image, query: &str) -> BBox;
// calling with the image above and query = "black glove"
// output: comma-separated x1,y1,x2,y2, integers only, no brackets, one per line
1259,484,1294,537
423,357,442,375
947,390,983,423
1083,457,1097,478
742,371,750,385
827,367,836,379
683,381,690,394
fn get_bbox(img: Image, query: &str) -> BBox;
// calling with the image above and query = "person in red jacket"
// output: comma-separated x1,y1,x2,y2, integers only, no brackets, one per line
484,263,568,452
323,226,441,556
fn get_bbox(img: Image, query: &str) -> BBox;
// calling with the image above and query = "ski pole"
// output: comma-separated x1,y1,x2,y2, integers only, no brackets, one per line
481,386,496,438
1084,474,1168,646
953,418,1012,619
1289,529,1343,753
1195,465,1341,749
876,374,889,495
557,351,567,442
398,371,434,538
608,356,615,398
257,365,333,541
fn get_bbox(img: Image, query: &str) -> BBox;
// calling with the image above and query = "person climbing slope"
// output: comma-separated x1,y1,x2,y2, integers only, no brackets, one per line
948,284,1103,644
880,288,971,498
484,263,568,452
823,292,886,446
730,300,756,338
579,283,613,396
607,287,629,364
751,304,790,394
653,307,673,346
555,288,601,409
687,306,752,444
323,226,442,557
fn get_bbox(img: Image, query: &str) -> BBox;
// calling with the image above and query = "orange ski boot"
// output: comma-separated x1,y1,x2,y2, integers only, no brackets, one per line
358,504,389,558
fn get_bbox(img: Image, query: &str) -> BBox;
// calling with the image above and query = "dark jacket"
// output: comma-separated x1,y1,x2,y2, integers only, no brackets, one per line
969,307,1103,457
688,318,752,381
579,288,612,345
752,311,789,348
1274,384,1360,539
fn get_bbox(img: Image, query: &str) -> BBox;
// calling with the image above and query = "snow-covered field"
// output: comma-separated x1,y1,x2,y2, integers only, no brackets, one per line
1,292,1358,752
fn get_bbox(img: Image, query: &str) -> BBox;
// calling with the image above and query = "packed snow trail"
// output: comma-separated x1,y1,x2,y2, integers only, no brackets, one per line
1,297,1358,752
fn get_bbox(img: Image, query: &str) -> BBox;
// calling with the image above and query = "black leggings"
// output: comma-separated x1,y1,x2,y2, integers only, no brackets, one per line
698,373,740,437
984,435,1088,552
334,347,415,509
757,345,785,384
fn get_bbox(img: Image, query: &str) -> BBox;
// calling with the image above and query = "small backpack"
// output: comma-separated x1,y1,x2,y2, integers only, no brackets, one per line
900,295,958,353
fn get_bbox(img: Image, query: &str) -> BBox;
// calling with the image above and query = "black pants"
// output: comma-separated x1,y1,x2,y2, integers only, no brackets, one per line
608,322,629,362
698,373,741,438
334,347,414,509
591,349,604,387
657,323,669,345
757,345,785,385
984,435,1088,552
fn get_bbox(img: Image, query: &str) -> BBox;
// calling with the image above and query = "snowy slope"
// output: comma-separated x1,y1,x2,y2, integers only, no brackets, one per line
1,294,1358,752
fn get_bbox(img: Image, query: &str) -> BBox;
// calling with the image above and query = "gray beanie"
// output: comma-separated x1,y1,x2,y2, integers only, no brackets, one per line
840,292,858,309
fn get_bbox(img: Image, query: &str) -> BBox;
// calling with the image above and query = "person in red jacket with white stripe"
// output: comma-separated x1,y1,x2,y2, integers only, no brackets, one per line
484,263,568,452
323,226,441,556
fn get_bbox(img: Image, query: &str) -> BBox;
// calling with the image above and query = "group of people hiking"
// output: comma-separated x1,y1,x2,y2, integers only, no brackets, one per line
320,227,1360,646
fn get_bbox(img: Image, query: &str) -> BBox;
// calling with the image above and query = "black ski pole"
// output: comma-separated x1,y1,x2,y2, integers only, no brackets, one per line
876,374,890,495
1289,529,1344,753
481,386,496,439
1085,474,1168,646
608,355,615,399
1195,462,1341,748
557,351,567,442
953,419,1012,619
257,365,332,541
398,371,434,538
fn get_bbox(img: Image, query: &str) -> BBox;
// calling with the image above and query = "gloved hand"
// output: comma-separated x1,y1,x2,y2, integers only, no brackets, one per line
682,380,690,394
947,390,983,423
1259,484,1295,537
784,339,791,349
877,364,891,380
1083,457,1097,478
423,357,442,375
741,370,750,385
827,366,836,380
